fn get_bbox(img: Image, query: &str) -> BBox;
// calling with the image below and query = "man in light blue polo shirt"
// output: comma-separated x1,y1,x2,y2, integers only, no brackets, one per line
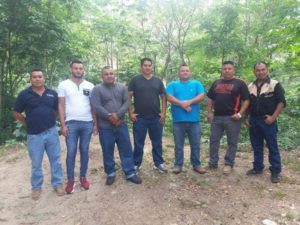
166,63,206,174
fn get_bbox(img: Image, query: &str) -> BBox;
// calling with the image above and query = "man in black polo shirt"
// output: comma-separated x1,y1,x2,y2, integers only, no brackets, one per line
246,62,286,183
207,61,250,174
13,69,64,200
128,58,167,173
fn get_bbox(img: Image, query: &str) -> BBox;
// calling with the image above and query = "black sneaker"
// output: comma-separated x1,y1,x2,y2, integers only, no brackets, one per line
127,175,142,184
106,176,115,185
246,168,263,176
271,173,280,183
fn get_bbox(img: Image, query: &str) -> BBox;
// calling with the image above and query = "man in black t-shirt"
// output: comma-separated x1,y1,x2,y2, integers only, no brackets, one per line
13,69,64,200
128,58,167,173
207,61,250,174
245,62,286,183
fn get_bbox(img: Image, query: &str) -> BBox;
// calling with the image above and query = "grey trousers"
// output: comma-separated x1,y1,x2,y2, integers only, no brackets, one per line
209,116,242,167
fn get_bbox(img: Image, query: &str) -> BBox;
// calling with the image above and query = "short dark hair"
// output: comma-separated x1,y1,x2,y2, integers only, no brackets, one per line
140,57,152,66
222,61,235,66
30,69,43,77
101,65,113,74
70,60,83,67
178,63,189,71
253,61,268,70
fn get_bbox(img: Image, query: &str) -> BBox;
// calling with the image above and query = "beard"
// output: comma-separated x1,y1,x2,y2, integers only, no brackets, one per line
72,72,83,79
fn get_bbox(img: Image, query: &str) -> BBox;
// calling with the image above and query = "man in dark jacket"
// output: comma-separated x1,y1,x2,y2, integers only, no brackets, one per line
246,62,286,183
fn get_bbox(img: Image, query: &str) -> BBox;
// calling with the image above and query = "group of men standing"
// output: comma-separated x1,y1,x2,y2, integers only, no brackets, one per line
13,58,286,200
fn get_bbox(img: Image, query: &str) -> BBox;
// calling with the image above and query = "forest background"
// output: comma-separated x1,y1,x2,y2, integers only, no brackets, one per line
0,0,299,150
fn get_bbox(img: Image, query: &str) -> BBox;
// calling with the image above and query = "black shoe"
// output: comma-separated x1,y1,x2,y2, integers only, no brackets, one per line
271,173,280,183
106,176,115,185
205,164,218,170
127,175,142,184
246,168,263,176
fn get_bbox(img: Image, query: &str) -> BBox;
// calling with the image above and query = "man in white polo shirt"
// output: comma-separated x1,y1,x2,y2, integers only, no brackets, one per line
58,60,97,194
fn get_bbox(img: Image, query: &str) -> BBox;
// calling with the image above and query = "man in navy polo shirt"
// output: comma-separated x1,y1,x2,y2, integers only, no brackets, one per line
13,69,64,200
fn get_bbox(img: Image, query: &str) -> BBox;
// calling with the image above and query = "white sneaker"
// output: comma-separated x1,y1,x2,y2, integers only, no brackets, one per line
154,164,168,173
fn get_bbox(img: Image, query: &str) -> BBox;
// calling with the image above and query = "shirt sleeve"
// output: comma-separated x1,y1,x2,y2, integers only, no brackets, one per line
53,91,58,111
13,91,26,113
274,83,286,107
166,82,174,96
117,85,130,118
158,79,166,95
89,84,95,97
57,82,65,97
207,82,216,100
90,86,110,119
197,82,205,95
128,77,135,92
240,81,250,100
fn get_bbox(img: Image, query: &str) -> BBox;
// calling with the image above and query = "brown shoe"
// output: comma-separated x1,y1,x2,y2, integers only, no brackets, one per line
223,165,232,174
55,185,64,196
32,189,42,200
172,166,182,174
193,166,206,174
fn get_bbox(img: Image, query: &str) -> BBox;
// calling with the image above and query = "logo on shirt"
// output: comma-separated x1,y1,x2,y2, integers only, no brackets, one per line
83,89,90,96
46,93,55,97
215,84,234,94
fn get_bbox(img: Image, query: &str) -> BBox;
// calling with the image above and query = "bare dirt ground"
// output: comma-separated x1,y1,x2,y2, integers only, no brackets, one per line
0,134,299,225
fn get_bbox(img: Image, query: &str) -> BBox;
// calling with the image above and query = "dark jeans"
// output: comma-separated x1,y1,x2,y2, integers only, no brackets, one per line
173,122,201,168
133,116,164,167
98,124,136,178
249,116,281,174
65,120,93,180
209,116,242,167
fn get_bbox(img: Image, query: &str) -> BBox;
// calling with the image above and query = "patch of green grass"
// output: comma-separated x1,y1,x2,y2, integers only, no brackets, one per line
165,144,174,149
162,148,173,162
282,156,300,174
0,149,9,158
234,175,242,184
190,175,211,187
286,212,294,221
237,143,252,153
252,182,267,195
273,190,287,200
281,175,299,185
0,142,26,158
90,168,98,175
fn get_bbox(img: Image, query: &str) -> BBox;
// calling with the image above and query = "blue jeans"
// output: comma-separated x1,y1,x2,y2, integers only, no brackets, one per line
209,116,242,167
173,122,201,168
65,120,93,180
133,116,164,167
249,116,281,174
27,126,63,190
98,124,135,178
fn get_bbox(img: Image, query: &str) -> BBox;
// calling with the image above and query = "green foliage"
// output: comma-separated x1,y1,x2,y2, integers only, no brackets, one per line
13,121,27,140
0,0,299,149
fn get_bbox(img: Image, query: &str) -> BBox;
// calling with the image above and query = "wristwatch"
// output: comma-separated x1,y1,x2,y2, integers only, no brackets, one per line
237,112,242,119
